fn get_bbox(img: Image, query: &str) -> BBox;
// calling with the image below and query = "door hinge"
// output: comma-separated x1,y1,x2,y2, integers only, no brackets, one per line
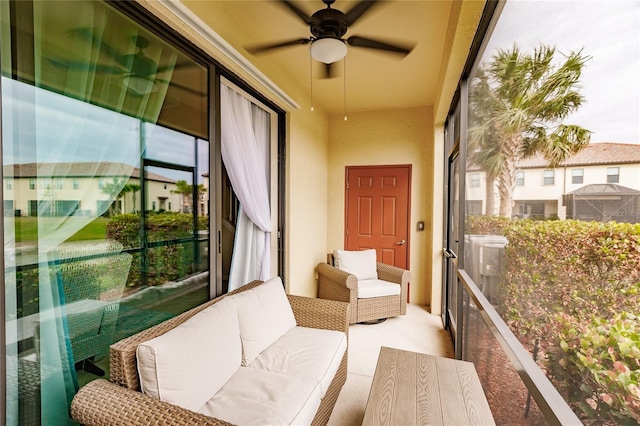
346,181,349,189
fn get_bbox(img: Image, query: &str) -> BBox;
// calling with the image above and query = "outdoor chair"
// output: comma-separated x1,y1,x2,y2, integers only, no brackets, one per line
54,241,132,376
316,249,410,324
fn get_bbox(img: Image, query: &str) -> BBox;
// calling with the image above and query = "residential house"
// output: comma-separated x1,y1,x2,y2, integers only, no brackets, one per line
3,162,181,216
466,142,640,222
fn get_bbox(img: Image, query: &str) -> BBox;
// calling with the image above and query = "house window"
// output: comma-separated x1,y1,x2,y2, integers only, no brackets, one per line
56,178,64,189
572,169,583,184
98,178,105,189
5,179,13,190
168,202,172,210
29,179,36,190
542,170,555,186
73,179,80,190
607,167,619,183
152,201,156,211
470,173,480,187
466,200,483,216
515,171,525,186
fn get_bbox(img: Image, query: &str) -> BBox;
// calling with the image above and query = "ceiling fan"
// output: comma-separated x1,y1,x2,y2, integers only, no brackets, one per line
247,0,415,78
48,28,203,97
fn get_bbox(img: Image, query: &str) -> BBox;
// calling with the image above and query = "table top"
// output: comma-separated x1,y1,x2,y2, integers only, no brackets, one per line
362,346,495,426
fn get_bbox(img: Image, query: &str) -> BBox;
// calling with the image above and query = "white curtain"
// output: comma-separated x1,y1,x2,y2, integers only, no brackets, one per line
3,3,176,423
220,84,271,291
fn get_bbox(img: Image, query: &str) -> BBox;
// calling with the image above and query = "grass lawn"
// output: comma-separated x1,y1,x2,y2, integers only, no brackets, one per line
11,216,109,244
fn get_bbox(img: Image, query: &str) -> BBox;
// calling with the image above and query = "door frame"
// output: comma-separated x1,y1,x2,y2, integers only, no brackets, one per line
442,82,467,359
344,164,412,270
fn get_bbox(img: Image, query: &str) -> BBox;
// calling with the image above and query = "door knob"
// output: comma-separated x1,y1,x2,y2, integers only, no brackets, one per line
397,240,406,245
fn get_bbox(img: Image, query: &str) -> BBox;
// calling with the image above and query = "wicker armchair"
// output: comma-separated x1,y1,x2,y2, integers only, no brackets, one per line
317,251,410,324
55,242,132,376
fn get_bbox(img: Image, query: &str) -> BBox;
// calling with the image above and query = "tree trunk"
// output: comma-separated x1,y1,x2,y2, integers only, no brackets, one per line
497,136,522,218
485,176,497,216
498,181,513,218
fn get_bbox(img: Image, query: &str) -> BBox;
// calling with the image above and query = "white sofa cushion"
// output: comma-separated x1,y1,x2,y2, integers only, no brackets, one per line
230,276,297,365
248,326,347,395
357,278,401,299
199,366,322,426
136,296,240,412
333,249,378,280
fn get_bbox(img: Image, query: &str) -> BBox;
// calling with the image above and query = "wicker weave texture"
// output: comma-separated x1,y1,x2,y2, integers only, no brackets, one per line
72,279,349,426
317,256,411,324
311,352,347,426
70,379,232,426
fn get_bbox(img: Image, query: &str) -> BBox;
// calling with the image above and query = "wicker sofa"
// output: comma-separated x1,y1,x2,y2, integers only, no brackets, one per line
70,278,350,426
317,250,410,324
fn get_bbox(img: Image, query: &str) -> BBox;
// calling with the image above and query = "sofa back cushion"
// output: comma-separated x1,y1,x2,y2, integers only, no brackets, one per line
230,276,297,365
136,296,240,412
333,249,378,280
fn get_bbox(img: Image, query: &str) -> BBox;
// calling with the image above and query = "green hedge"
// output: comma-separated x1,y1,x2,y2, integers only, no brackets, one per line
106,212,208,287
467,216,640,423
555,312,640,423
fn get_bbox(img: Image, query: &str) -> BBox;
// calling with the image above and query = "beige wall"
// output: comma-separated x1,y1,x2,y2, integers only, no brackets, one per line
327,107,434,306
136,0,486,306
285,109,330,296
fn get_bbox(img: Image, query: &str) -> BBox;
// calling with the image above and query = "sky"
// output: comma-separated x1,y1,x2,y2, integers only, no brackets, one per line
479,0,640,144
3,77,208,183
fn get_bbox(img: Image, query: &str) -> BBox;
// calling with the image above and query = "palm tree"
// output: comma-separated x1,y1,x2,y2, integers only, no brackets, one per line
128,184,141,213
101,178,127,216
468,44,592,218
172,180,206,213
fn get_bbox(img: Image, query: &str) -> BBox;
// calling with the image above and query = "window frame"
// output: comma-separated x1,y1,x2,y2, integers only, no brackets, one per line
470,172,481,187
571,168,584,184
515,170,525,186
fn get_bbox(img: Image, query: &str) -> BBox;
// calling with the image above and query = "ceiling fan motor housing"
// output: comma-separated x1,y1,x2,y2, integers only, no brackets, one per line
310,8,348,39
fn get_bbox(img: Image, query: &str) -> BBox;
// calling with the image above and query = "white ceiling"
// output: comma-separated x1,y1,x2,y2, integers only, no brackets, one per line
215,0,454,115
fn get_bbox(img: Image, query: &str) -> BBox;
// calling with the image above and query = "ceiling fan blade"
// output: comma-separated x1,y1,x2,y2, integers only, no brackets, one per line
279,1,313,25
68,27,128,66
154,61,197,74
47,57,126,74
346,35,414,56
344,0,379,26
154,78,207,97
321,62,338,79
247,38,311,55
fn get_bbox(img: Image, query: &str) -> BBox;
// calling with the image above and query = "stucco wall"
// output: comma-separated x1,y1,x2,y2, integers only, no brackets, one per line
285,109,330,297
327,106,434,306
134,0,486,305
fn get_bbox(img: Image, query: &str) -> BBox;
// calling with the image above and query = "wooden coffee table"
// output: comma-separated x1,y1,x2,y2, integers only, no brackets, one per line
362,347,495,425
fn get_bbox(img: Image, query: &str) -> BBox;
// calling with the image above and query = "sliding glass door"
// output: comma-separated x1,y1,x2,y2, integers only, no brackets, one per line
1,0,211,423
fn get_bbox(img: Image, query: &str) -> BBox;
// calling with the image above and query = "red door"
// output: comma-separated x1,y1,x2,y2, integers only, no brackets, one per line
345,165,411,269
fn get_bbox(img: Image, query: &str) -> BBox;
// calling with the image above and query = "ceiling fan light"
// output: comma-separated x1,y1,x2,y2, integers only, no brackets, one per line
310,38,347,64
127,76,155,95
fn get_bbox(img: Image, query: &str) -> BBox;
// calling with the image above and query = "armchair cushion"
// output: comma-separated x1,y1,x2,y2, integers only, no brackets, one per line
231,276,296,365
357,279,402,299
333,249,378,280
